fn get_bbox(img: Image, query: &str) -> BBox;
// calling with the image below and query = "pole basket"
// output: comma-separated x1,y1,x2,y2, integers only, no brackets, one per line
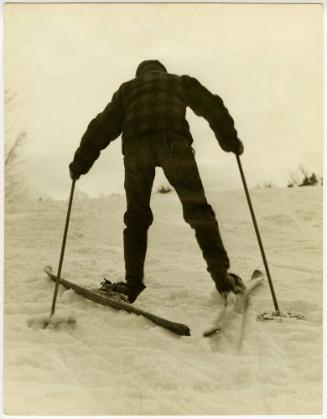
257,311,305,322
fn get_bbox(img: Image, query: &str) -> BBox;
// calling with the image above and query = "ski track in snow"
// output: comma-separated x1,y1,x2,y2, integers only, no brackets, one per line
4,187,322,415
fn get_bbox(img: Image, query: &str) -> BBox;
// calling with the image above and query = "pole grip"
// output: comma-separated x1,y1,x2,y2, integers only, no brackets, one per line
236,155,280,314
50,179,76,317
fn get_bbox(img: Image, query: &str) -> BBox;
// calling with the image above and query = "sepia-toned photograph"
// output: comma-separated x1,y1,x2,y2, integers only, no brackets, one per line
3,2,323,415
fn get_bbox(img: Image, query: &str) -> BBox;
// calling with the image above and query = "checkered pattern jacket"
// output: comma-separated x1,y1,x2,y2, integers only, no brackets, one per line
70,63,240,176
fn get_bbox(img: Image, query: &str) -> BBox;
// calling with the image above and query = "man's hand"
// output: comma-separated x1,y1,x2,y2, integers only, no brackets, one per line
69,163,81,180
234,140,244,155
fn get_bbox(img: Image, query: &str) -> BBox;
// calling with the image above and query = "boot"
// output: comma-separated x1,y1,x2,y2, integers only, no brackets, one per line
101,280,146,303
209,264,245,296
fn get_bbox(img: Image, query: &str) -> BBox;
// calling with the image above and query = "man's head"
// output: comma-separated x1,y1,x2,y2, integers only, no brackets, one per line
136,60,167,77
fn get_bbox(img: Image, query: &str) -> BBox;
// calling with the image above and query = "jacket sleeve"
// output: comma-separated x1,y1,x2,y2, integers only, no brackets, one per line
182,75,240,152
70,88,124,176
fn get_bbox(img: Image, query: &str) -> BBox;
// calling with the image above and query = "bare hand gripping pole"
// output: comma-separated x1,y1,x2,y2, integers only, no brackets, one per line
236,155,280,315
49,179,76,318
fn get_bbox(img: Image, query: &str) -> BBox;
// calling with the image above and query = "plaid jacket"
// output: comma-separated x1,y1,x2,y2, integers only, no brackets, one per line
70,63,240,176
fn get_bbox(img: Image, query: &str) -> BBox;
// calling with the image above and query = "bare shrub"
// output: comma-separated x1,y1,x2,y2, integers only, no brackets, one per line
157,185,173,194
5,131,27,203
287,165,320,188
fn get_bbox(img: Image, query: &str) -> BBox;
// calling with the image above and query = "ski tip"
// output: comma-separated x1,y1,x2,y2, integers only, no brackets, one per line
182,325,191,336
203,327,221,338
169,324,190,336
251,269,264,280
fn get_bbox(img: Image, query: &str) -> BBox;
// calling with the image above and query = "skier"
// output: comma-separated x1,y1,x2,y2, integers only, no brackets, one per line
69,60,245,303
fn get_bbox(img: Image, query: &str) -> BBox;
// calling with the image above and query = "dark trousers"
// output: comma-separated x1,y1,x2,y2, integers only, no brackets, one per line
123,133,230,286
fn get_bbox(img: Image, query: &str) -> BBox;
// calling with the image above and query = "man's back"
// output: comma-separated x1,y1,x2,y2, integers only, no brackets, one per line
121,68,192,142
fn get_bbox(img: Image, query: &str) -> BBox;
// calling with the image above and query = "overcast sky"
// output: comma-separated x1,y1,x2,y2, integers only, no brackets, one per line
4,3,323,199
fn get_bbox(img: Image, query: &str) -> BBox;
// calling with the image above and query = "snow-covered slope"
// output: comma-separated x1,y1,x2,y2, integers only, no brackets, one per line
4,186,323,415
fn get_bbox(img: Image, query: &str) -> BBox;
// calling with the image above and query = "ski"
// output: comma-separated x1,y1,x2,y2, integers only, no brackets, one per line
203,269,264,338
44,265,190,336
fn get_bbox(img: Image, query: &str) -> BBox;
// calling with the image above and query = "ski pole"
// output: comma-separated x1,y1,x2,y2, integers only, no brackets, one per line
236,154,280,315
49,179,76,318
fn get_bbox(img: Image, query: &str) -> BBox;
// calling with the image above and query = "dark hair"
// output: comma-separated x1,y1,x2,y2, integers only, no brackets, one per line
136,60,167,77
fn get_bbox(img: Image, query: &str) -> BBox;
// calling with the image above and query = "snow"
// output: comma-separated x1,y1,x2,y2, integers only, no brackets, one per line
4,185,323,415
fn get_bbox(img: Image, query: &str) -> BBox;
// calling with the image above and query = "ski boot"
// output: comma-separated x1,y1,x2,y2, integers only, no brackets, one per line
100,278,146,303
215,272,245,299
